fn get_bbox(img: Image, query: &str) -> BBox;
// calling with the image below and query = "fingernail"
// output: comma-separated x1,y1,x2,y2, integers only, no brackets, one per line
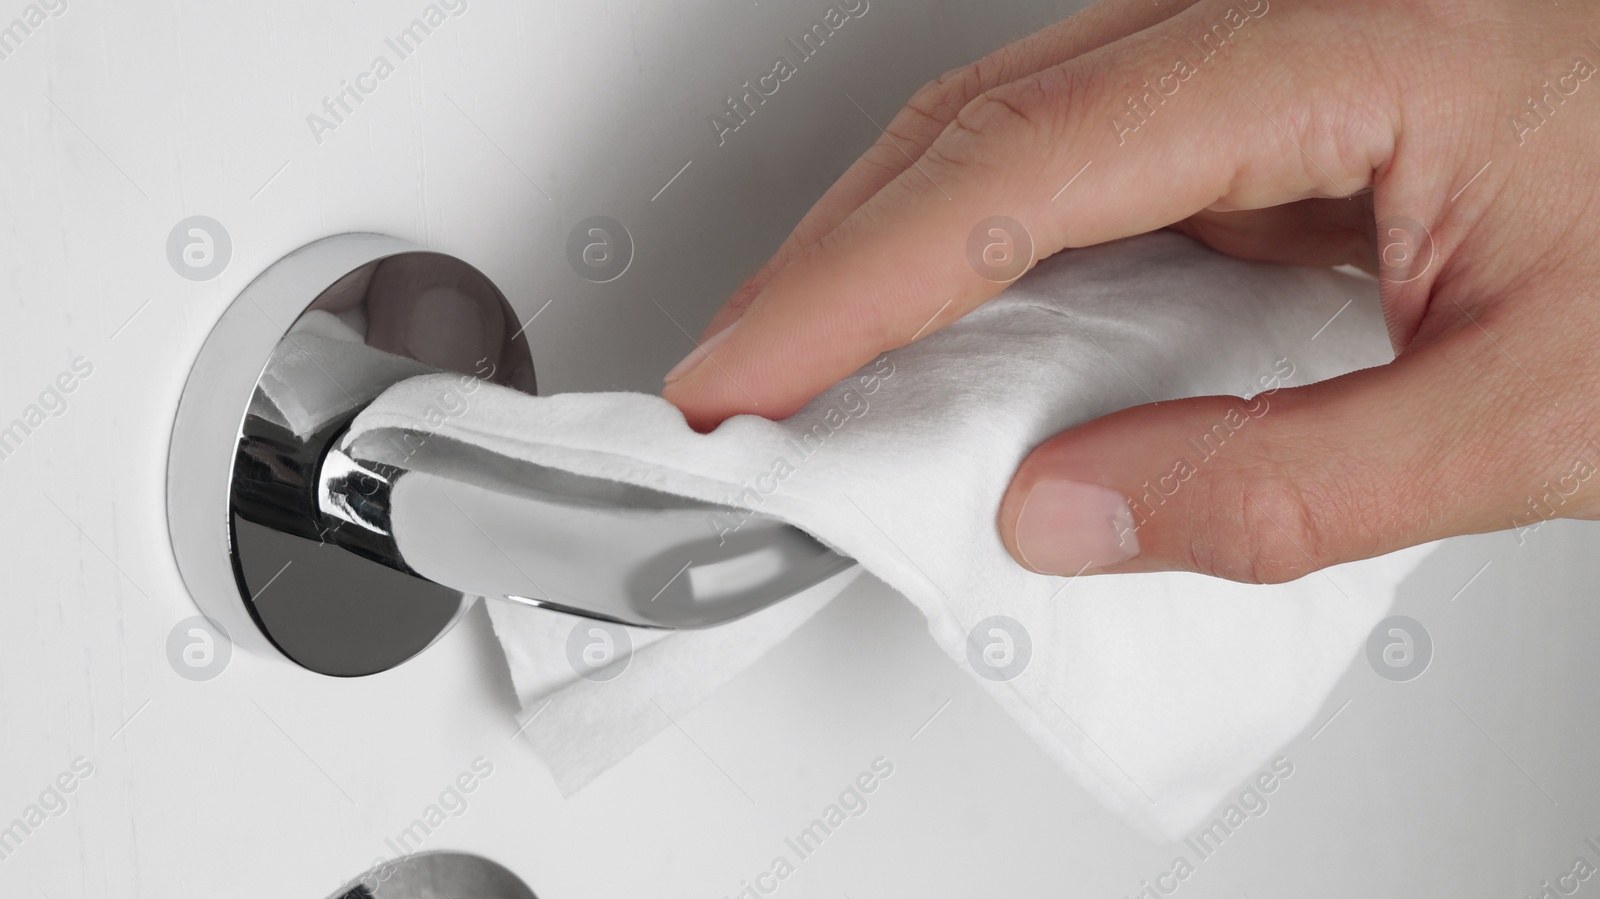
1014,480,1140,575
665,319,738,384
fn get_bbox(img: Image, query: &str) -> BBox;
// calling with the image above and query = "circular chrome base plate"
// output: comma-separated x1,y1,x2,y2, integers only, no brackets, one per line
168,234,535,676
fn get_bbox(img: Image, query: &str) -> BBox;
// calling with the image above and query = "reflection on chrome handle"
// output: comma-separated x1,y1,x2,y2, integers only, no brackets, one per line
175,233,855,679
321,431,855,629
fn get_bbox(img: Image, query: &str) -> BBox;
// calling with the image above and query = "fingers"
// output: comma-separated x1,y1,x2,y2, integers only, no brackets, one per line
996,321,1598,583
696,0,1203,341
665,0,1398,430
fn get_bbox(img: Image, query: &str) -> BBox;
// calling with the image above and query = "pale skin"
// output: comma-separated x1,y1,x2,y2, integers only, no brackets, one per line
662,0,1600,584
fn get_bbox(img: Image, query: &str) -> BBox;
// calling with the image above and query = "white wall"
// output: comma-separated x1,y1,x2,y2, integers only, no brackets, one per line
3,0,1597,896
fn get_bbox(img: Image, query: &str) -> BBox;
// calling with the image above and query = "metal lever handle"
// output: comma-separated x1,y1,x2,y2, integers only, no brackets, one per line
169,233,853,677
319,433,853,629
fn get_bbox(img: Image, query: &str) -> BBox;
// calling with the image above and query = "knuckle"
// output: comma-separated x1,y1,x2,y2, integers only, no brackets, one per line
907,62,986,125
923,95,1029,174
1194,465,1329,585
958,84,1046,140
930,68,1074,168
885,62,998,177
885,95,952,155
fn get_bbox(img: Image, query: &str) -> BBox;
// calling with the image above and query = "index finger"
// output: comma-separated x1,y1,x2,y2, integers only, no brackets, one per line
663,0,1392,431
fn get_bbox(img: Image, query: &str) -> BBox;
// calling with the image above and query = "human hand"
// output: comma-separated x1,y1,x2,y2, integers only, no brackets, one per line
662,0,1600,583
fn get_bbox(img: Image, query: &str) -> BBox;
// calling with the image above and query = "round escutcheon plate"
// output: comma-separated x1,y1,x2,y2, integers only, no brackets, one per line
167,234,536,676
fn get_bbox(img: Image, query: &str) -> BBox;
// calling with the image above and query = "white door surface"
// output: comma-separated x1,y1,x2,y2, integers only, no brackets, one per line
3,1,1598,897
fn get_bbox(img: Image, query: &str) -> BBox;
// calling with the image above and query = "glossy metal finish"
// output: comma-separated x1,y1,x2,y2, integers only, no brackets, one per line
329,850,538,899
170,234,523,675
334,436,856,628
168,233,854,677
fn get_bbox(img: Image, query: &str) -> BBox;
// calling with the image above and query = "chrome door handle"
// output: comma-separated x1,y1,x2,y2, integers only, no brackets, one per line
320,439,853,629
169,233,853,676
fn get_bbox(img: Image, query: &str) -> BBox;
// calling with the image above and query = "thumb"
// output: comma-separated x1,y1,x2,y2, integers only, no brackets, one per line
997,326,1595,583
